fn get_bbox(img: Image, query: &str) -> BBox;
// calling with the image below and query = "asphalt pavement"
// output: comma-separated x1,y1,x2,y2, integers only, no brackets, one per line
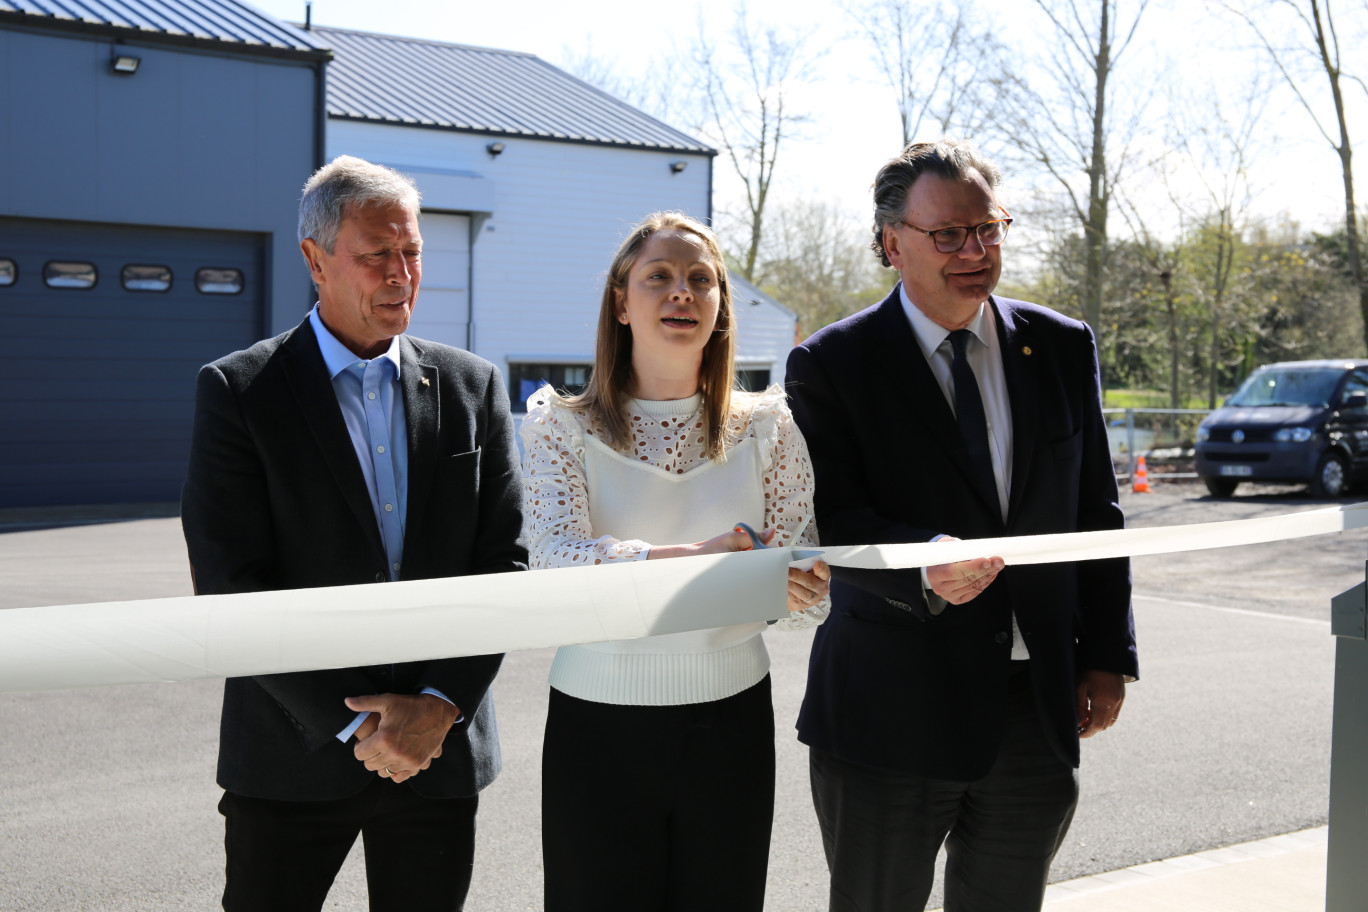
0,482,1362,911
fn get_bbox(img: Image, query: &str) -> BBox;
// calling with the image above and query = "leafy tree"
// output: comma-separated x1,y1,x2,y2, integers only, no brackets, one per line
1223,0,1368,352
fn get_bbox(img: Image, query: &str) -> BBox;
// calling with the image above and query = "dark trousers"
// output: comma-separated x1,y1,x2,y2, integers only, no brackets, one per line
220,778,478,912
541,675,776,912
810,666,1078,912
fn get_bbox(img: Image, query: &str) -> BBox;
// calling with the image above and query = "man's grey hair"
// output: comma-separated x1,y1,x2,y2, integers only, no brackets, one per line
870,140,1002,267
298,156,422,253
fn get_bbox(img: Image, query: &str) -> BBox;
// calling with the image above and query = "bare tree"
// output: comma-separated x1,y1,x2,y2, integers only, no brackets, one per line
1222,0,1368,352
694,3,816,281
843,0,1009,144
996,0,1151,341
752,197,892,336
556,39,685,126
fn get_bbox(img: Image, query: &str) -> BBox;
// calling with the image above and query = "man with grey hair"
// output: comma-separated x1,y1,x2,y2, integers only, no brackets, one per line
182,155,526,911
786,140,1136,911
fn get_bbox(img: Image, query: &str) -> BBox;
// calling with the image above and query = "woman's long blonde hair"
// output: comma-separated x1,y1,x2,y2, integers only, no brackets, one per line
566,211,736,461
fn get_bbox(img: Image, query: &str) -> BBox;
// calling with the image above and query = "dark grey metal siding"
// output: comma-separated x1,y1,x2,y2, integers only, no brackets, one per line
0,24,318,339
0,0,328,58
0,217,263,506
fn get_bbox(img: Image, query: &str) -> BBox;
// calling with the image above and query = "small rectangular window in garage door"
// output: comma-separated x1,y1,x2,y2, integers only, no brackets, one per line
0,259,14,286
196,267,243,295
44,261,97,289
121,264,172,292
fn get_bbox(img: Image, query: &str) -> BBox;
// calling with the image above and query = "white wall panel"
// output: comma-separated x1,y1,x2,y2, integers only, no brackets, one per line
329,122,808,407
410,212,470,350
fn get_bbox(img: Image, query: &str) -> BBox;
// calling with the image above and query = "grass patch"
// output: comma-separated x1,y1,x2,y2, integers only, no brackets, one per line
1104,388,1217,410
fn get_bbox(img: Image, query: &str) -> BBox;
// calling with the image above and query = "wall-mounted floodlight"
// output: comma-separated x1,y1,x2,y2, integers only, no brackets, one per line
670,161,688,174
487,141,506,157
110,52,141,75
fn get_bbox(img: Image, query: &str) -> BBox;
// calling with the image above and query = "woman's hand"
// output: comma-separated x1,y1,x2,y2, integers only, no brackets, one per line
645,525,829,614
788,561,831,613
646,527,756,560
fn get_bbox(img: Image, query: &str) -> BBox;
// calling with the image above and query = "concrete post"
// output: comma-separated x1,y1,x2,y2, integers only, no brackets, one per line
1327,572,1368,910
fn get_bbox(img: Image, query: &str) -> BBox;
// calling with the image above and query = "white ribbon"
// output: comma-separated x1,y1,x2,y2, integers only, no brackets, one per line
819,501,1368,569
0,549,793,694
3,503,1366,694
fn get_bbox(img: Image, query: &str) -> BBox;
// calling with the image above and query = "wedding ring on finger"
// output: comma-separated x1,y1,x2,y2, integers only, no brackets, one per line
384,766,393,776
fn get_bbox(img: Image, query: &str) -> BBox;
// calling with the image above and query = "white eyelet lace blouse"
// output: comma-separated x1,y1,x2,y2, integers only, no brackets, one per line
519,383,830,706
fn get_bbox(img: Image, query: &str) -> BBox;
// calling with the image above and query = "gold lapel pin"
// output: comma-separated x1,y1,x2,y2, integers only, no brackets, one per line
421,377,431,387
1022,346,1033,356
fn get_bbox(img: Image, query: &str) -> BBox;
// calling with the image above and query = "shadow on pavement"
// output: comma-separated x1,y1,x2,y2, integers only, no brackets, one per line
0,502,180,533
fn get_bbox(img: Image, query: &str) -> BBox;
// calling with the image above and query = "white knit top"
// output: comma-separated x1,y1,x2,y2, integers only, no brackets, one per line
520,384,828,705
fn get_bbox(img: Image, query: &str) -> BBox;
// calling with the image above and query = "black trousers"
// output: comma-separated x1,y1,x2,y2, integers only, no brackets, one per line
541,675,776,912
810,666,1078,912
219,778,478,912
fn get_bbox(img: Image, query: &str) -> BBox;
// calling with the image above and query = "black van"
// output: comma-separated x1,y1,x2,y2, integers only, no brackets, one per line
1195,359,1368,498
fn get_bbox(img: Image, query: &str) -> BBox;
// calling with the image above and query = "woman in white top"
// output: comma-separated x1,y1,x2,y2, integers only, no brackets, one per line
520,211,831,911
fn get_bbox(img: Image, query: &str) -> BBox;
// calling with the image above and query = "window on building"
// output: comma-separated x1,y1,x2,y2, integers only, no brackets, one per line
735,368,771,392
196,267,244,295
121,264,172,292
0,259,14,287
43,261,97,289
508,362,592,407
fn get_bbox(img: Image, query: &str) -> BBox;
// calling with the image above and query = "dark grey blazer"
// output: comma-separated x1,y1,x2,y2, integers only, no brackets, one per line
181,318,527,802
786,287,1137,781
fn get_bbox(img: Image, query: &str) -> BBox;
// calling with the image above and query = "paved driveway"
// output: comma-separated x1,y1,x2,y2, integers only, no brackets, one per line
0,483,1361,910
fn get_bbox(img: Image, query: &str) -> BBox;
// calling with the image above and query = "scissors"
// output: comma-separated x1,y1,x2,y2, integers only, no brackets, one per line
733,521,824,569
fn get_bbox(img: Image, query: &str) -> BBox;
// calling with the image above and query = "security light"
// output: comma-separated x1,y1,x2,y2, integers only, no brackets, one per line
111,53,140,75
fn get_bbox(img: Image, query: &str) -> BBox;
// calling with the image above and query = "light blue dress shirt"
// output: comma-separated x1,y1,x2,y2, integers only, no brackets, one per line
307,306,455,742
309,305,409,580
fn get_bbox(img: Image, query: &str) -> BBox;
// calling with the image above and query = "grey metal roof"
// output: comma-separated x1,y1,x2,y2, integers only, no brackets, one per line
0,0,329,60
316,26,713,155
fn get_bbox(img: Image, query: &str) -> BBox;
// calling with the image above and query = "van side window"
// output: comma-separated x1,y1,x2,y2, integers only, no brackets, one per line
1342,370,1368,405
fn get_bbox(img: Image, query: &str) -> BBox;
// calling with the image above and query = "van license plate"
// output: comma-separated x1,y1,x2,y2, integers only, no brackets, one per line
1219,465,1254,477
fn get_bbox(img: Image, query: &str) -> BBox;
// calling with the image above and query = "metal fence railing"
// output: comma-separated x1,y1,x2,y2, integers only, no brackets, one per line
1103,407,1213,483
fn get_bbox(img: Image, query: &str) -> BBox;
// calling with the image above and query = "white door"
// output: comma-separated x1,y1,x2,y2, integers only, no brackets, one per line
411,212,470,349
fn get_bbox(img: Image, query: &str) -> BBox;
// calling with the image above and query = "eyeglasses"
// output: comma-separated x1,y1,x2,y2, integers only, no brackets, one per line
900,210,1013,254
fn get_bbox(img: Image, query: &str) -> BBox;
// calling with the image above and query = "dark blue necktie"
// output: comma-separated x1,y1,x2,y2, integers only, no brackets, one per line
949,329,997,508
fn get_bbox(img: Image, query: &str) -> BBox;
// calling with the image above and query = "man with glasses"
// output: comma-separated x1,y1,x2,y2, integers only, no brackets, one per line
786,140,1136,911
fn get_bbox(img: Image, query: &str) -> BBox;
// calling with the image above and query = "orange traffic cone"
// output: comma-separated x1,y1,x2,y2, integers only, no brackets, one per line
1131,455,1151,493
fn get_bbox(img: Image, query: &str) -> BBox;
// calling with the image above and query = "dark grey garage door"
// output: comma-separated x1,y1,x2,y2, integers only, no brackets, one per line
0,217,264,507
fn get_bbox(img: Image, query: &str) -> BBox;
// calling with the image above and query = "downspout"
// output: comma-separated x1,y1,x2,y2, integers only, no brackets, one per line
706,154,714,226
297,57,329,325
313,58,327,170
466,217,476,352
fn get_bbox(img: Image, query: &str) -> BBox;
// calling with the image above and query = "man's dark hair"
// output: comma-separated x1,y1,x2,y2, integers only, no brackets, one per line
871,140,1003,267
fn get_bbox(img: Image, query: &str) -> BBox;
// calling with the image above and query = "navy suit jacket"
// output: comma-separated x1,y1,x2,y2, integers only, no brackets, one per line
786,287,1136,780
181,318,527,801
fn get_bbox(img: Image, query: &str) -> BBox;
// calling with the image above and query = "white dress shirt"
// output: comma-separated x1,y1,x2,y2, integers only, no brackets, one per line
900,286,1029,660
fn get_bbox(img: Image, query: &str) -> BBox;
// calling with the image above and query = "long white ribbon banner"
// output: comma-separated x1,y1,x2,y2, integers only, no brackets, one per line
2,503,1367,694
